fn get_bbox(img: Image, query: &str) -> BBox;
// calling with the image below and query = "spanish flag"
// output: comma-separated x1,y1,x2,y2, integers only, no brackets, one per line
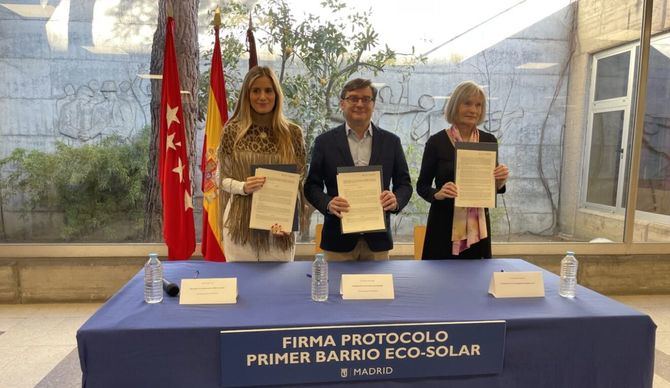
200,8,227,261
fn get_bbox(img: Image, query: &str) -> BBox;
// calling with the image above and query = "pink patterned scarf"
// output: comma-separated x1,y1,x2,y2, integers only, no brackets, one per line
447,127,488,256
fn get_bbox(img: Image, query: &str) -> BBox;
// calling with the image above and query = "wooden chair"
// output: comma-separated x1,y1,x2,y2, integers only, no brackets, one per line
314,223,323,254
413,225,426,260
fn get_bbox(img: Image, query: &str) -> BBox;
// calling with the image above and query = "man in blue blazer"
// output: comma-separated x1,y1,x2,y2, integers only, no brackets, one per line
305,78,412,260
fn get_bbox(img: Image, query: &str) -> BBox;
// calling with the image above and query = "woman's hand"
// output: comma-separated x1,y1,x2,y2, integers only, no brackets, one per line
434,182,458,200
494,164,509,189
243,176,266,194
270,223,290,237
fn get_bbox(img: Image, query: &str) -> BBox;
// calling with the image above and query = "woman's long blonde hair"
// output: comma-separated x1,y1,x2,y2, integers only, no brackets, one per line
229,66,294,162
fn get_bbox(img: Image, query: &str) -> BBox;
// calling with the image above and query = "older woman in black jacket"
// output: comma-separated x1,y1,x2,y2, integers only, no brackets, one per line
416,81,509,259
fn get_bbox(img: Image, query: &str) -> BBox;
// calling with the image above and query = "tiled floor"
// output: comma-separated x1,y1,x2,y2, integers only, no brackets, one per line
0,296,669,387
614,295,670,388
0,303,101,388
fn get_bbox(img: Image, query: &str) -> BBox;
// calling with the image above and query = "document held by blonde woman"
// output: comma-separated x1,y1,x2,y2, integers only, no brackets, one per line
336,167,386,234
454,143,497,208
249,167,300,231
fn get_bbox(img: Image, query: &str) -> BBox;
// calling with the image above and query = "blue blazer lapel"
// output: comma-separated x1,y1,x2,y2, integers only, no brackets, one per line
334,125,355,166
369,123,384,165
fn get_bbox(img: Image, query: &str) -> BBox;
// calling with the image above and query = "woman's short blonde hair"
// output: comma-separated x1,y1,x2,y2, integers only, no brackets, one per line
444,81,487,126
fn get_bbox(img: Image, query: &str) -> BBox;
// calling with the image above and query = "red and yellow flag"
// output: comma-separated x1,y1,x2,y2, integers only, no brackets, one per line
200,9,228,261
158,10,195,260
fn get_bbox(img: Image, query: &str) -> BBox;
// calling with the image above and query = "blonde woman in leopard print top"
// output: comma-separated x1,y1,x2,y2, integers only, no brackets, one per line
217,66,306,261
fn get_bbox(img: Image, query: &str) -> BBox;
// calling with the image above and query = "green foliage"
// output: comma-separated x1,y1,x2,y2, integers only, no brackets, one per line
0,130,150,240
199,0,397,155
262,0,397,143
197,1,413,238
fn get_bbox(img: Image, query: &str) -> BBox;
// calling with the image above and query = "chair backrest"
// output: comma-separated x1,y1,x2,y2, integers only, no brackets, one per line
413,225,426,260
314,223,323,254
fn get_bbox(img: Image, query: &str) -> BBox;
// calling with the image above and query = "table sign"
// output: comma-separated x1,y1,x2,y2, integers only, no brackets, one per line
220,321,506,387
488,271,544,298
340,274,394,300
179,278,237,304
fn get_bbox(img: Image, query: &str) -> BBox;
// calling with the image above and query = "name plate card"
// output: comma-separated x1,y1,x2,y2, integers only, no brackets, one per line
488,271,545,298
179,278,238,305
220,321,506,387
340,274,394,300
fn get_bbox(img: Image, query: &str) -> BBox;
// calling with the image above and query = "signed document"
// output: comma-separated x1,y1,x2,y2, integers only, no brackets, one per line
336,166,385,234
454,142,498,208
249,166,300,232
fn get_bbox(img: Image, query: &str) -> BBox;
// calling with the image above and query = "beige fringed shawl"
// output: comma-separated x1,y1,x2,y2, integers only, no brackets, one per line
217,120,306,253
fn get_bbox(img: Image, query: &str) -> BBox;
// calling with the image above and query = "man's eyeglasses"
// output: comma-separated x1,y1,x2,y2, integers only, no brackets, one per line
342,96,374,104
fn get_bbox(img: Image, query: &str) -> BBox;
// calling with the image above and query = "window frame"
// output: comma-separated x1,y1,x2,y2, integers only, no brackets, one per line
583,34,670,227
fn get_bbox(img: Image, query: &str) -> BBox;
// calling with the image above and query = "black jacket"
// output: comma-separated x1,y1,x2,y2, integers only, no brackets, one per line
304,123,412,252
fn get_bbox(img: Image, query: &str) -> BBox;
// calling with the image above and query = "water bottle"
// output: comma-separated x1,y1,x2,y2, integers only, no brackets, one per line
144,253,163,303
311,253,328,302
559,251,578,298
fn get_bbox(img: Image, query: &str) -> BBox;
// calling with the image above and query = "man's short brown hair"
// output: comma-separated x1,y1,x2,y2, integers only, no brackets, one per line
340,78,377,101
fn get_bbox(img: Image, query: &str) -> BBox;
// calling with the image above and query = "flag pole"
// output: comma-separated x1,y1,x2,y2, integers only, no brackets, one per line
200,5,228,261
247,10,258,69
213,6,221,28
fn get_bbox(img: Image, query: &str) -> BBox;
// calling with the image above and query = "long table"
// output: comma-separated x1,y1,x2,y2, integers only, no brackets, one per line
77,259,656,387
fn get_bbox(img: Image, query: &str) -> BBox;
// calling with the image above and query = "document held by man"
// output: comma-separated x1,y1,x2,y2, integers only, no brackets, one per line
249,167,300,232
336,166,385,234
454,142,498,209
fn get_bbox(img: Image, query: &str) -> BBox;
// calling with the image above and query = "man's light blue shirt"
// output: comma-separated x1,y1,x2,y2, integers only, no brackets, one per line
345,123,373,167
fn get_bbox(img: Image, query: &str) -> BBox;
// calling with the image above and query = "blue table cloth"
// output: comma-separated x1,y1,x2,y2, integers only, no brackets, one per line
77,259,655,387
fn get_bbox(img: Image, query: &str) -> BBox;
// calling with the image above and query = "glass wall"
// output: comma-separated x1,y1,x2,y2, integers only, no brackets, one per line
634,32,670,241
0,0,668,246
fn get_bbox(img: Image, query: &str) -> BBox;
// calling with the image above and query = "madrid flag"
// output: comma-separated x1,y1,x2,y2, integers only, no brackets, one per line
200,10,227,261
158,12,195,260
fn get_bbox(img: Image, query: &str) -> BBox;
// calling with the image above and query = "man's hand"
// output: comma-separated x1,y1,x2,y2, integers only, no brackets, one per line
327,196,350,219
380,190,398,211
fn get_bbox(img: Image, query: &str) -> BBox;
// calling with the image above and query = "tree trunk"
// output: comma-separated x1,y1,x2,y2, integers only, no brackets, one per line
144,0,200,241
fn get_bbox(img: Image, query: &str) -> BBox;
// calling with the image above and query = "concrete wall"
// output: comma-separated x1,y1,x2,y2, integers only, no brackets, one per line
1,254,669,303
351,5,574,238
0,257,144,303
